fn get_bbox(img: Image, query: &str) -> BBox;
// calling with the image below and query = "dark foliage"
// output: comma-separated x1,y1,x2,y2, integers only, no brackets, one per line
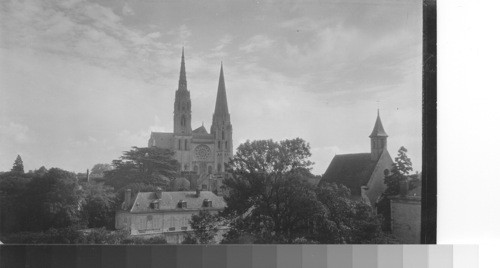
104,146,179,191
11,155,24,174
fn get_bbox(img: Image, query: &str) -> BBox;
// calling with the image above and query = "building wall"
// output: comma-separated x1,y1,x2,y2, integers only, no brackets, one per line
365,149,393,205
116,209,221,236
390,198,421,244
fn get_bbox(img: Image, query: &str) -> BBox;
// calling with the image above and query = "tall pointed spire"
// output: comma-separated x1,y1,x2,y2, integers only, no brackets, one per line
370,109,388,138
214,62,229,115
178,47,187,90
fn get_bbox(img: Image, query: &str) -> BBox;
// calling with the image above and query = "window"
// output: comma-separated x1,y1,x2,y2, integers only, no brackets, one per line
178,139,181,150
177,200,187,209
218,141,221,149
225,141,228,149
185,139,188,150
177,102,180,111
217,163,222,173
181,115,186,126
184,164,189,171
194,165,198,173
203,199,212,208
202,184,207,190
208,165,212,174
222,130,225,140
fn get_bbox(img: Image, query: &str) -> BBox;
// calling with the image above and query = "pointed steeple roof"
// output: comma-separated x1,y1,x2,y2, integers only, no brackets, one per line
178,47,187,90
214,62,229,115
369,110,388,138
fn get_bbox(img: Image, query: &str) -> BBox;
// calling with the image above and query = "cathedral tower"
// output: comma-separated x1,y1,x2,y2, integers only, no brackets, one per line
173,48,192,135
211,63,233,173
369,110,388,161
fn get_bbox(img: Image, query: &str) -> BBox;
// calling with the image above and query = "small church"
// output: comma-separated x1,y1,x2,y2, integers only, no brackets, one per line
320,111,394,206
148,49,233,192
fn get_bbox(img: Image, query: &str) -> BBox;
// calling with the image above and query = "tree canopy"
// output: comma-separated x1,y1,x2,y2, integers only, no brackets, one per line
11,155,24,174
104,146,179,191
221,138,393,244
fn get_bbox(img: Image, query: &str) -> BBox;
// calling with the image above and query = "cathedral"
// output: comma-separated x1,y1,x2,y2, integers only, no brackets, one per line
148,49,233,191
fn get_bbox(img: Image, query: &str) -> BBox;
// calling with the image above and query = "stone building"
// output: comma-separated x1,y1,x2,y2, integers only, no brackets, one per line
115,189,226,243
148,49,232,192
320,111,393,206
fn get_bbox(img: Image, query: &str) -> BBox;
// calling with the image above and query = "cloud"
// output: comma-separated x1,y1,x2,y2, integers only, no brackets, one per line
0,122,32,144
239,35,274,53
122,2,135,16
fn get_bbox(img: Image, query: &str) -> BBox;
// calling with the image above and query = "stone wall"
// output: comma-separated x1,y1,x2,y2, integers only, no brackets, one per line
390,198,421,244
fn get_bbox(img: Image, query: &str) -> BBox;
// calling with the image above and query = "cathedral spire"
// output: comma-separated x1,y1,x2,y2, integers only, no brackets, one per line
214,62,229,116
178,47,187,90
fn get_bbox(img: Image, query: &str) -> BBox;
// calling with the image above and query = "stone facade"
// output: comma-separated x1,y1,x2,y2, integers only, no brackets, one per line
115,190,227,243
148,49,232,191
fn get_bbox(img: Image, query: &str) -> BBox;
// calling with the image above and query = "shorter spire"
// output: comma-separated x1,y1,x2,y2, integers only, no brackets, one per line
178,47,187,90
370,110,388,138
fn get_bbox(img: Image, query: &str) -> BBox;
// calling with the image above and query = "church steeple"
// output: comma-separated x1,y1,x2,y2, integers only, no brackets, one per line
214,62,229,116
370,109,388,160
173,48,192,134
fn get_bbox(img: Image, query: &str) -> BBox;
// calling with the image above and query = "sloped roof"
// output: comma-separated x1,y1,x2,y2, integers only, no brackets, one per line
130,191,226,213
149,132,174,148
320,153,378,195
193,125,208,134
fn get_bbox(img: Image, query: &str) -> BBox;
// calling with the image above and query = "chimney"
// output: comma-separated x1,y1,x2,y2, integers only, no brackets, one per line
124,189,132,210
399,179,409,197
155,187,162,199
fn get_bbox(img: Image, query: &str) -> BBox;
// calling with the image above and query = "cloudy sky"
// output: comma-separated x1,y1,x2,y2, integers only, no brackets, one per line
0,0,422,175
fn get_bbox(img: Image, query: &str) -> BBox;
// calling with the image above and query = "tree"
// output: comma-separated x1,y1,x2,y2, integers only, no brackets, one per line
221,138,393,244
384,146,413,196
0,172,31,234
81,182,116,229
90,163,113,178
183,210,221,244
11,155,24,174
23,168,84,231
104,147,179,191
377,146,415,232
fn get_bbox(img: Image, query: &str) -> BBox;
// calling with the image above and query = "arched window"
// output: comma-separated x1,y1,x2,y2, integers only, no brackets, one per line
222,131,225,140
194,165,198,174
181,115,185,126
217,163,222,173
185,139,188,150
208,166,212,174
218,141,221,149
178,139,181,150
225,141,228,149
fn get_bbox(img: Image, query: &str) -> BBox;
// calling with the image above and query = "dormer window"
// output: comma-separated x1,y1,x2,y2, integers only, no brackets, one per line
177,200,187,209
149,200,159,210
202,199,212,208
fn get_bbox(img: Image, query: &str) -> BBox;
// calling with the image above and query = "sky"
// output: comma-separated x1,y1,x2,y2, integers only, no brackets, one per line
0,0,422,175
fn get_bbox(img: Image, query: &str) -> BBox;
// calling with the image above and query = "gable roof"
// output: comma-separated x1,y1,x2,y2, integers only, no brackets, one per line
193,125,208,134
320,153,378,195
130,191,226,213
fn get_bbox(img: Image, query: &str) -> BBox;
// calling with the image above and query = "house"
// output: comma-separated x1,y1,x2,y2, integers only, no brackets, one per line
115,189,227,244
320,111,393,206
